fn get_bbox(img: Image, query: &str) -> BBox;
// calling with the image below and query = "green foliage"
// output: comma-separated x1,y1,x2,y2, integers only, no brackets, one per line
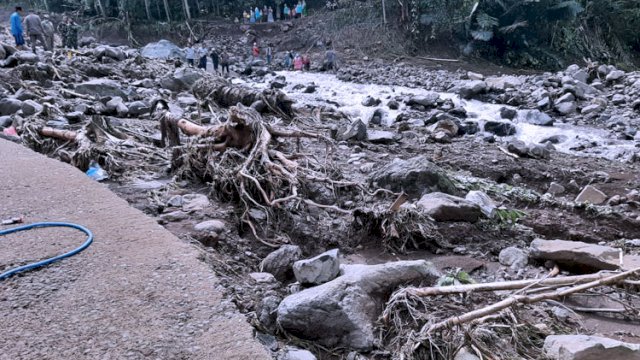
436,268,476,287
494,208,526,225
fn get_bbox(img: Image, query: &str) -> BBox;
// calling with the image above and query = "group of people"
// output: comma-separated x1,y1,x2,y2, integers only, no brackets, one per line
10,6,79,53
184,45,231,75
251,41,338,72
242,1,307,24
284,51,311,71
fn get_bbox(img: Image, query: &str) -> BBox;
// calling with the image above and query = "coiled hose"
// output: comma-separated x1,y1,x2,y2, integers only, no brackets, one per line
0,222,93,280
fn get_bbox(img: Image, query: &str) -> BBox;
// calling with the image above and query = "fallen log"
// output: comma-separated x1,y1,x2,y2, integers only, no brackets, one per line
192,75,294,118
39,127,78,142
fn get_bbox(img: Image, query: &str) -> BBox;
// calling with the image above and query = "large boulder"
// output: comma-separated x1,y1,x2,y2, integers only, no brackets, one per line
518,109,554,126
293,249,340,285
261,245,303,281
141,39,184,60
277,260,440,350
340,119,367,141
458,80,488,99
575,185,607,204
407,92,440,108
75,79,127,99
543,335,640,360
160,67,203,92
529,239,620,271
0,98,23,116
94,45,126,61
369,156,457,198
484,121,516,136
416,192,483,222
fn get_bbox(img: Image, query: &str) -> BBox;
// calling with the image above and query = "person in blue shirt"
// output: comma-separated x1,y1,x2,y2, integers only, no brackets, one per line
10,6,25,48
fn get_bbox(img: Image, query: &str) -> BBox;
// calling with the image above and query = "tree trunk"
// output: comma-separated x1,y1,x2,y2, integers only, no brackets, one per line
42,0,50,12
382,0,387,24
143,0,152,21
163,0,171,21
95,0,106,18
183,0,192,20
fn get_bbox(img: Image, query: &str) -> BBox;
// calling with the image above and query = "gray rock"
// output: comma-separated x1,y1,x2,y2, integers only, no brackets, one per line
21,100,42,116
293,249,340,285
261,245,303,281
571,69,588,83
340,119,367,141
128,101,150,116
529,239,620,271
612,94,626,105
194,219,225,233
407,92,440,108
467,71,484,81
258,295,281,332
581,103,604,115
454,347,481,360
366,130,398,144
0,116,12,128
575,185,607,204
499,107,517,120
64,111,85,124
369,156,457,197
160,67,203,91
75,79,127,99
484,121,516,136
499,247,528,269
557,93,576,104
547,182,565,196
181,193,210,212
0,98,23,116
166,195,183,207
160,210,188,222
95,45,126,61
416,192,483,222
555,102,577,115
431,119,459,137
141,39,184,60
458,80,487,99
249,272,277,284
361,96,380,107
271,76,287,89
106,97,129,117
278,347,317,360
544,335,640,360
14,51,38,64
606,70,625,82
485,75,523,91
465,190,496,217
507,140,530,157
387,100,399,110
519,109,554,126
277,260,440,350
78,36,96,47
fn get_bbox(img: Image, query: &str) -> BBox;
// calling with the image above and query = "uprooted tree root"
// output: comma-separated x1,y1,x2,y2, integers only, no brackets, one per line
164,103,361,247
22,114,168,176
380,267,640,359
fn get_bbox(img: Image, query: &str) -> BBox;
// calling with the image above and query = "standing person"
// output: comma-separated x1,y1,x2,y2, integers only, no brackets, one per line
220,50,230,76
262,6,268,22
267,7,274,22
210,48,220,74
266,44,272,65
302,54,310,71
185,45,195,66
252,42,260,60
324,47,337,71
10,7,25,49
254,7,261,23
41,15,55,51
276,4,281,21
197,46,207,69
23,10,47,52
57,16,78,49
302,0,308,17
242,10,248,23
250,9,255,23
283,4,290,20
293,53,303,70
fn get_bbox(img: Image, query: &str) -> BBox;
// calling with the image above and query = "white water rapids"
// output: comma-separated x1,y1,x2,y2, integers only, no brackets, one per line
242,71,639,161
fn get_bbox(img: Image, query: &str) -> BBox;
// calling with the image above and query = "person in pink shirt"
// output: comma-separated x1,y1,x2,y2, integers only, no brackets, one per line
293,54,303,70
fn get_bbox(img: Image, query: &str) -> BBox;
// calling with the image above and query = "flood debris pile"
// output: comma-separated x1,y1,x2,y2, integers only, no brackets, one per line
3,28,640,360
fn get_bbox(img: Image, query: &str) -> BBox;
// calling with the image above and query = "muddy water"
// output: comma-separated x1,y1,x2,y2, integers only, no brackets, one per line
248,72,638,161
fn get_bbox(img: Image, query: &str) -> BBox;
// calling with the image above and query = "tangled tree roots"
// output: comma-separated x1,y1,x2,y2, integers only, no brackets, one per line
192,75,294,119
170,103,354,246
352,199,448,253
22,115,167,175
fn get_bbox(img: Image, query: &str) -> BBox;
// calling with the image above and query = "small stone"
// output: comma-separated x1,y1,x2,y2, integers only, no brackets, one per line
160,210,188,222
499,247,528,269
293,249,340,285
166,195,183,207
181,194,210,212
547,182,565,196
261,245,303,281
194,219,225,233
249,272,277,284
